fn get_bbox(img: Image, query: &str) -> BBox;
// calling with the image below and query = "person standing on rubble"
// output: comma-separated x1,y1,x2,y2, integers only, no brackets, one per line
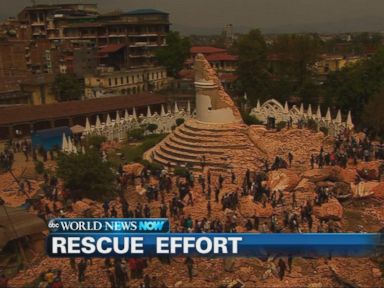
77,259,87,282
184,257,194,282
278,258,287,280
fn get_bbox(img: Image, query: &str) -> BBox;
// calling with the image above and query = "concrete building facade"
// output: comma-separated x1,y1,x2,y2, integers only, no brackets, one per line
84,66,168,98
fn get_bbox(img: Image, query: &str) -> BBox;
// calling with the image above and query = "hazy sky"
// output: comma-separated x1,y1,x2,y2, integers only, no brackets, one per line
2,0,384,34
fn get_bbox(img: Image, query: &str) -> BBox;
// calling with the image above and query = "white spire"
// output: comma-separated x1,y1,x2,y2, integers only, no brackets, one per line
115,111,120,123
61,133,68,152
160,104,166,116
106,113,111,126
326,107,331,121
81,145,86,154
67,136,73,153
316,105,322,119
72,140,77,154
307,104,312,117
146,106,152,117
124,109,129,121
167,104,172,114
284,101,289,113
256,99,261,111
132,107,137,119
187,100,191,114
299,103,304,115
174,101,179,113
335,109,342,123
85,117,91,132
96,115,101,128
244,92,247,101
347,111,353,129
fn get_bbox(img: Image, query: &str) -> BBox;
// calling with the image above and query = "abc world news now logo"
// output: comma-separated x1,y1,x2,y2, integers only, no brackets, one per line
48,218,169,233
46,218,383,258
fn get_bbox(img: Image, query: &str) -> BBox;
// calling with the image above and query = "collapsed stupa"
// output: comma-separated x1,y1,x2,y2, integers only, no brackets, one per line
151,54,265,173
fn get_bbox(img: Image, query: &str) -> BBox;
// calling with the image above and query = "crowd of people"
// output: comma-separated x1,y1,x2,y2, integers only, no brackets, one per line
2,127,383,287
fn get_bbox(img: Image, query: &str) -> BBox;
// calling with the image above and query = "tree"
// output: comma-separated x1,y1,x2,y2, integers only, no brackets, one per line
176,118,185,126
268,34,321,103
128,128,145,141
271,34,321,85
52,73,82,101
231,29,268,103
56,151,116,201
155,31,191,78
324,48,384,124
147,123,158,133
362,89,384,139
86,135,107,151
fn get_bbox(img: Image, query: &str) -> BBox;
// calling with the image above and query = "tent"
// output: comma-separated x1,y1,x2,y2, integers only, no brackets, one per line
0,205,46,251
70,124,85,135
31,126,72,151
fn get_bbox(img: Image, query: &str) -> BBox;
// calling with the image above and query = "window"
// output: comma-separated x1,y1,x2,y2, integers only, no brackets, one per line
121,77,123,84
115,78,118,85
108,78,112,86
126,76,129,83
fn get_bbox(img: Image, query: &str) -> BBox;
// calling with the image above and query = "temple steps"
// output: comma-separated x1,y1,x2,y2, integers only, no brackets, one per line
163,138,225,155
173,129,218,143
179,124,247,138
153,146,229,170
184,120,248,132
151,119,265,172
173,127,249,144
168,134,248,149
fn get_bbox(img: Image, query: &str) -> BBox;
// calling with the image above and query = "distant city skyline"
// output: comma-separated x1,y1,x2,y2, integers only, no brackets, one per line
2,0,384,34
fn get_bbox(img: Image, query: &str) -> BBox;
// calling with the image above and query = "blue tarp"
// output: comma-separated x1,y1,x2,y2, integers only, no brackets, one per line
31,126,72,151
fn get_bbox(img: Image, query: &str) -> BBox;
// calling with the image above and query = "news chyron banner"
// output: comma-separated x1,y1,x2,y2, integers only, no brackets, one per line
46,218,384,258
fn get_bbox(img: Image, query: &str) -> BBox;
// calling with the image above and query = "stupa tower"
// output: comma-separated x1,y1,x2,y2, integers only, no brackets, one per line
150,54,264,173
194,53,243,124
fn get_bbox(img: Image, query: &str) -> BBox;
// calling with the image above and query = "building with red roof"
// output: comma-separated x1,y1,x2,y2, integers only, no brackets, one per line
181,46,238,90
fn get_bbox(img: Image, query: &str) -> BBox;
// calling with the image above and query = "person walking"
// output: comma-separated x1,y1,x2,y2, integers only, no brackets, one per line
278,258,287,281
77,259,87,282
184,257,194,281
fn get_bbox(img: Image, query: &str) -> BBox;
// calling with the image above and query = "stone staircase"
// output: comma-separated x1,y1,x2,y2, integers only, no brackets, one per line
151,119,265,173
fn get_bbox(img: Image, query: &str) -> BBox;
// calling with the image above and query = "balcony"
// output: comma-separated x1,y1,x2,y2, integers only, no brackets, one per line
128,53,155,58
128,33,159,37
108,34,126,38
31,22,45,26
129,42,159,47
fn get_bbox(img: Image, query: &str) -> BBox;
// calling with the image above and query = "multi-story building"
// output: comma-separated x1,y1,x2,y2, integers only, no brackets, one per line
0,4,170,105
17,5,170,68
313,54,362,78
84,66,168,99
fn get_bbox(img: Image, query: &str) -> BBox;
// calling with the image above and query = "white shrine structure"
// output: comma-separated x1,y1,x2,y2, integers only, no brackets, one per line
249,99,354,136
149,54,264,172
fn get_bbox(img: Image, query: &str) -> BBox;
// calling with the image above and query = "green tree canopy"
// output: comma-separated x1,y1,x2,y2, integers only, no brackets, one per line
231,29,268,103
86,135,107,151
362,88,384,139
52,73,83,101
271,34,321,84
324,48,384,124
56,151,116,201
155,31,191,78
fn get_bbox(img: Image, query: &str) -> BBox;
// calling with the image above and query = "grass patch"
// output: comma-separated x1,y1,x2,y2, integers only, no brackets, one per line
110,134,167,164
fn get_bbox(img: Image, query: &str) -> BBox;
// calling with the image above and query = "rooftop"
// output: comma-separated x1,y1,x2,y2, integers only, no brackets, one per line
190,46,227,55
123,9,169,15
0,93,167,126
99,44,126,54
205,52,238,62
